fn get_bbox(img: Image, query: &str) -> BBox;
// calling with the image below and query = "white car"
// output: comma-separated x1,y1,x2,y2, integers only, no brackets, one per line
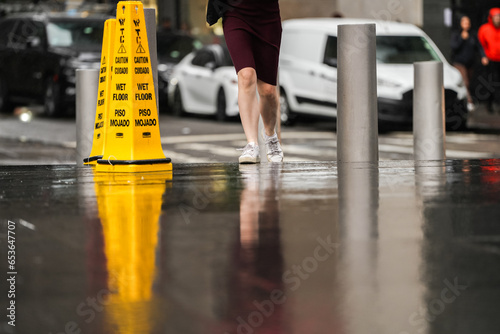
279,18,468,129
167,44,239,121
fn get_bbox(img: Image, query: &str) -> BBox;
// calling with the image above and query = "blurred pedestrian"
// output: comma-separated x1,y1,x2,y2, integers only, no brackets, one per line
478,8,500,113
451,15,484,111
206,0,284,164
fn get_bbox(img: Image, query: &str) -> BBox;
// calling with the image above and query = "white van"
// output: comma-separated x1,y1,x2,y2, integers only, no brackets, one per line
278,18,468,129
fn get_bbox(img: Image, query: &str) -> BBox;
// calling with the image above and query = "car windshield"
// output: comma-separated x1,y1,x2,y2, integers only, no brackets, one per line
376,36,441,64
47,20,104,51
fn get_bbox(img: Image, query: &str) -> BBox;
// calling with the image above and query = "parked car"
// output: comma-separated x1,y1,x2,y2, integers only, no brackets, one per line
167,44,239,121
279,18,468,129
0,12,109,117
157,31,203,112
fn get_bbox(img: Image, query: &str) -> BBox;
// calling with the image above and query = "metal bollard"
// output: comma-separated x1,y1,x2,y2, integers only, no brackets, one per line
413,61,446,161
337,24,378,163
76,69,99,167
144,8,159,112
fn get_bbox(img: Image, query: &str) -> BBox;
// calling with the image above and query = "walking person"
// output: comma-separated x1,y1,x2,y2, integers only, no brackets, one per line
206,0,284,163
450,15,484,111
478,8,500,113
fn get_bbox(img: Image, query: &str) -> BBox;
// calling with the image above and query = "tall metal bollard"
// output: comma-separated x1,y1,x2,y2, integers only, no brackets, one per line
413,61,446,161
76,69,99,166
337,24,378,163
145,8,159,112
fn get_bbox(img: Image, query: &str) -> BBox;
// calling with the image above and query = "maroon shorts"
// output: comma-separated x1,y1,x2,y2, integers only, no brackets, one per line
223,1,282,86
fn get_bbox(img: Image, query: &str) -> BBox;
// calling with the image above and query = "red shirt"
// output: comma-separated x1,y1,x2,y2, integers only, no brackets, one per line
479,8,500,62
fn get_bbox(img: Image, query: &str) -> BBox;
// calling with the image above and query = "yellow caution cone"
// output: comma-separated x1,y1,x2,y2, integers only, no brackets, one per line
96,1,171,172
84,18,116,165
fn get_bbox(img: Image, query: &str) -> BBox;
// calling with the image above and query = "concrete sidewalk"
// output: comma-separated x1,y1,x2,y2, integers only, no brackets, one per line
0,160,499,334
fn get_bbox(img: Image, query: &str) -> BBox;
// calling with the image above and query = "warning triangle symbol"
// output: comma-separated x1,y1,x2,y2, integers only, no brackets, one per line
118,44,126,53
136,43,146,54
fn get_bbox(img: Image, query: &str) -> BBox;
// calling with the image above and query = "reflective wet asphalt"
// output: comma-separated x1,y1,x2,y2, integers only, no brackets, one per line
1,160,499,334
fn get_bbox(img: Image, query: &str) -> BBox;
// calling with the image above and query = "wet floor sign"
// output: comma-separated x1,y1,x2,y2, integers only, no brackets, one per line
94,1,171,172
84,18,115,165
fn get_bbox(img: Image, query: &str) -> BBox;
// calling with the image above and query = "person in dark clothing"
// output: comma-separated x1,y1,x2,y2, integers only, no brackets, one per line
450,15,484,111
206,0,284,164
478,8,500,113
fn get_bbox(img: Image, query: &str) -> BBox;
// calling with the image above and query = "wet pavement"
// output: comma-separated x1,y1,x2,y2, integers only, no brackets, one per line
0,160,500,334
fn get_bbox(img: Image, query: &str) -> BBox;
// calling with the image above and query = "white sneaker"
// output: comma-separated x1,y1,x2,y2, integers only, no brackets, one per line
263,132,284,162
238,142,260,164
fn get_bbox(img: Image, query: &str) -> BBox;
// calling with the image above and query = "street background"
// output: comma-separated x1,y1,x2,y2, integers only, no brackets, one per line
1,106,500,165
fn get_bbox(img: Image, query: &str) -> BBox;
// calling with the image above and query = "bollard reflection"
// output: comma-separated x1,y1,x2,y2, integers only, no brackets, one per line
93,170,172,333
415,160,447,198
338,162,379,240
338,162,379,333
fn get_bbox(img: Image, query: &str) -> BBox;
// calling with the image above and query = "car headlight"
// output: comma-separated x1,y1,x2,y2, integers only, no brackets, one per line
377,78,401,88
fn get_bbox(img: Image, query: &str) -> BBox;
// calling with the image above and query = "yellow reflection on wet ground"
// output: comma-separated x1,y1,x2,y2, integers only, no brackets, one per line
93,171,172,333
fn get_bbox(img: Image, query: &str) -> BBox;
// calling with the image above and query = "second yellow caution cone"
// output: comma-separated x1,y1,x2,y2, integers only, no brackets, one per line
96,1,171,172
84,18,116,165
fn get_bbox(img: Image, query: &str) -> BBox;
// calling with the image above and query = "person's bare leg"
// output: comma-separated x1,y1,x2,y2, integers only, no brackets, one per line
257,80,279,136
238,68,260,143
258,80,283,162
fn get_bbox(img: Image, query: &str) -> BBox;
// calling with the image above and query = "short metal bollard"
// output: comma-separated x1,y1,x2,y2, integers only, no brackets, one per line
76,69,99,167
413,61,446,161
337,24,379,163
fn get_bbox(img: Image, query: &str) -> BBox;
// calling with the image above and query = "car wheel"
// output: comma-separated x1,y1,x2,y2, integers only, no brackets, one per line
44,78,61,117
172,87,185,117
0,77,11,113
216,88,227,122
280,88,295,126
